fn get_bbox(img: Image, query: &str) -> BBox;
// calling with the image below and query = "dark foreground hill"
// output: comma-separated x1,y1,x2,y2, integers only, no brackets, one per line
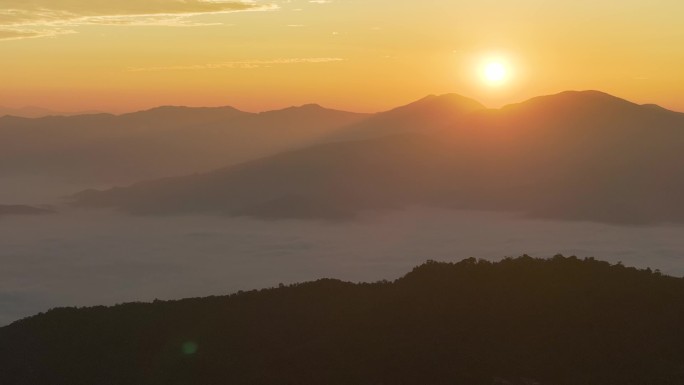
75,91,684,225
2,256,684,385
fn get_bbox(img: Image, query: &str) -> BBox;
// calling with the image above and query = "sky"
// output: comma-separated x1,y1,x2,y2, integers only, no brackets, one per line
1,0,683,113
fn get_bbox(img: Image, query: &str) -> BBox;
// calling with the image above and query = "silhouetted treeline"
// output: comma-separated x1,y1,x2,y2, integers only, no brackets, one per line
2,255,684,385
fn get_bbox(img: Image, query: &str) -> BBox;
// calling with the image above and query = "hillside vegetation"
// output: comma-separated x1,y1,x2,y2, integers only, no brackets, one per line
2,255,683,385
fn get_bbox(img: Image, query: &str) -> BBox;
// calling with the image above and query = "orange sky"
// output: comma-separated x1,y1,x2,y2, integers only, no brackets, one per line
1,0,683,113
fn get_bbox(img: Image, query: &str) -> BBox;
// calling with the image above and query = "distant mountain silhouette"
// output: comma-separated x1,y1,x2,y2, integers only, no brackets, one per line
0,106,101,118
0,204,54,216
0,104,369,184
2,256,684,385
325,93,486,141
74,91,684,225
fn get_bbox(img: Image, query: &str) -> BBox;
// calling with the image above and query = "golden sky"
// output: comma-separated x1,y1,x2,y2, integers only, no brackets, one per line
1,0,683,113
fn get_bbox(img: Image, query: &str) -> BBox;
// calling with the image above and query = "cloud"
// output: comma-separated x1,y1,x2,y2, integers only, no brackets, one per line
0,0,274,40
0,27,75,41
127,57,344,72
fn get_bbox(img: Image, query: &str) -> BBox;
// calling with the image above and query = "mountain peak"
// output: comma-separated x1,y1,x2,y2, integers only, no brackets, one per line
555,89,635,104
272,103,326,113
298,103,324,109
527,89,634,106
285,93,487,143
120,105,249,121
136,105,244,114
404,93,486,113
502,90,640,116
260,103,367,118
641,103,669,112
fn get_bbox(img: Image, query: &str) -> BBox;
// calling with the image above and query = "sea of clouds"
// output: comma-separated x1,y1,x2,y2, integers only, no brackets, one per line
2,207,684,325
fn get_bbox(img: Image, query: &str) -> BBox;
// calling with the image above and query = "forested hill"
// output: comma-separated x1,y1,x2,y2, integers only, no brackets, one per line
2,256,684,385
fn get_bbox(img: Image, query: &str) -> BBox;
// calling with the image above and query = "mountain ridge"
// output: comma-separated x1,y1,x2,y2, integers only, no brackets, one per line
0,204,54,217
0,106,104,119
72,90,684,225
4,91,682,120
324,93,486,141
0,103,370,185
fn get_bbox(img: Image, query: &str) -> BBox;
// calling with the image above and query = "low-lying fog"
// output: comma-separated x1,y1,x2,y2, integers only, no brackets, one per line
0,176,104,204
2,207,684,326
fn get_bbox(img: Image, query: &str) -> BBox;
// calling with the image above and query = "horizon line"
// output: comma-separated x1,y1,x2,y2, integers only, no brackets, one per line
2,89,681,118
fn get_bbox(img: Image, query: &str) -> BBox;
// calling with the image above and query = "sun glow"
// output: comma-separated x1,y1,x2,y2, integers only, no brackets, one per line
482,61,508,86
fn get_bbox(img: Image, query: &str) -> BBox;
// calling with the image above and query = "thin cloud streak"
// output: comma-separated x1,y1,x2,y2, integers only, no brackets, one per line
0,27,75,41
127,57,345,72
0,0,276,40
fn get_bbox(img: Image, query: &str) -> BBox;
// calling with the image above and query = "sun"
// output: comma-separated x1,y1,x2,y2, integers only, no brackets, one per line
481,61,508,86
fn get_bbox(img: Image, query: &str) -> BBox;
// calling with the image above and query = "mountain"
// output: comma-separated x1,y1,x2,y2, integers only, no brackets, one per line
329,94,486,142
0,106,101,118
0,104,369,185
2,256,683,385
0,204,54,216
74,91,684,225
325,93,486,141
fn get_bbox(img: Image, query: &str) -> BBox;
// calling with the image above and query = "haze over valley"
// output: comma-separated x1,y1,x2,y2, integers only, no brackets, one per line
1,91,684,328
